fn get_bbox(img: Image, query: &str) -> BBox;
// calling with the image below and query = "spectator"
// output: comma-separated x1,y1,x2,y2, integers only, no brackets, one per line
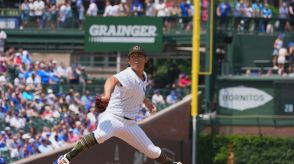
151,90,166,110
234,0,247,17
81,90,93,111
289,0,294,29
216,0,231,17
179,0,192,31
67,129,79,143
216,0,231,29
76,0,85,29
135,106,148,122
33,0,45,28
155,0,167,17
118,0,129,16
87,0,98,16
166,90,178,105
28,0,35,22
0,29,7,53
38,138,53,153
272,33,284,69
288,42,294,75
279,2,289,32
22,85,35,102
262,3,273,34
131,0,144,16
277,48,287,75
145,0,155,16
252,0,263,17
67,64,80,84
86,108,97,131
179,0,192,17
111,0,120,16
177,73,191,88
103,0,113,17
26,72,41,88
48,2,58,29
58,3,67,28
20,0,30,28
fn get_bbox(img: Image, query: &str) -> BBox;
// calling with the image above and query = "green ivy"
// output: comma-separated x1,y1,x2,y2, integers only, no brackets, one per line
198,134,294,164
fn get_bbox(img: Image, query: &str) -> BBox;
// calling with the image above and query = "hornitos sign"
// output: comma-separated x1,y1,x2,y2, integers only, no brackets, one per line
219,86,273,111
85,17,163,52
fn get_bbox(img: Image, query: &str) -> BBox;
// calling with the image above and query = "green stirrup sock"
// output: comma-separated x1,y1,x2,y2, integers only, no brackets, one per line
65,133,98,161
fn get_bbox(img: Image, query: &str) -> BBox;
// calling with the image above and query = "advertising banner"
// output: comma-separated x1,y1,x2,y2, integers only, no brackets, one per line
0,16,20,29
85,16,163,53
219,86,273,111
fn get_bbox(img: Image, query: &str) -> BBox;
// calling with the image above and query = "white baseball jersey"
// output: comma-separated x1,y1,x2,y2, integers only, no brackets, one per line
93,67,161,159
105,67,147,119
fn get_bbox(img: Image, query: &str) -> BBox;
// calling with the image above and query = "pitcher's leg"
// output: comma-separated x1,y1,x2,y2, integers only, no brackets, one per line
54,113,115,164
116,123,177,164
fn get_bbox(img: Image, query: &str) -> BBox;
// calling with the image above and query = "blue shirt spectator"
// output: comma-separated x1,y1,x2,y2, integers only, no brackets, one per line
234,1,247,16
131,0,144,16
217,1,231,17
37,69,49,85
81,90,92,111
180,0,191,16
22,91,34,102
262,5,272,18
252,2,263,14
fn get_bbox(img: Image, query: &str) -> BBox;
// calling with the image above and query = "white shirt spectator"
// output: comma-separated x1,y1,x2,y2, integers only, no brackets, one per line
103,3,113,16
33,0,45,16
14,78,20,86
111,4,120,16
87,110,97,124
0,30,7,41
87,2,98,16
56,64,67,78
38,141,54,153
0,30,6,52
10,116,25,129
28,0,35,16
155,2,168,16
151,93,165,105
118,0,129,16
26,74,41,86
145,1,156,16
0,75,7,85
59,4,67,22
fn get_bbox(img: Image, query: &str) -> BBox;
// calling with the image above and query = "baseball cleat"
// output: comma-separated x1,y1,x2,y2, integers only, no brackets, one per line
53,155,70,164
173,162,182,164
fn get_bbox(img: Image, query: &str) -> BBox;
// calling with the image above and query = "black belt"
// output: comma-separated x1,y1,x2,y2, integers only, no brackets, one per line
123,116,133,120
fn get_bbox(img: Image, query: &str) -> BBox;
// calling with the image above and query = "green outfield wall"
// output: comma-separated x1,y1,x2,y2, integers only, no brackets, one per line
216,76,294,125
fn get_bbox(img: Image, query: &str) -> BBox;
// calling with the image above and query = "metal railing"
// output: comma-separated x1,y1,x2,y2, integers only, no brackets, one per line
0,8,20,16
0,8,197,33
216,16,293,34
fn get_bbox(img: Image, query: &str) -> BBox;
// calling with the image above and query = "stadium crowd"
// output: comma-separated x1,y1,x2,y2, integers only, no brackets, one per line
16,0,194,31
217,0,294,33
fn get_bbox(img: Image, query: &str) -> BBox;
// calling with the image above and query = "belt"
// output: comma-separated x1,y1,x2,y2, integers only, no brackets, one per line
123,116,133,120
112,113,134,120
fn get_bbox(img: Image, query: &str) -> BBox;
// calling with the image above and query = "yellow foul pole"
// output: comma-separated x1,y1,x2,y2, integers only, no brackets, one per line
192,0,200,163
192,0,200,117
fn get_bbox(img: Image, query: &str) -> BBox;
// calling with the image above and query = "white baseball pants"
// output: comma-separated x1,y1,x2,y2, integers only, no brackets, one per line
93,112,161,159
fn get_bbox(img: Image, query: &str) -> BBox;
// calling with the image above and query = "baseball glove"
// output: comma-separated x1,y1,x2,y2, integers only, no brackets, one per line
95,95,109,113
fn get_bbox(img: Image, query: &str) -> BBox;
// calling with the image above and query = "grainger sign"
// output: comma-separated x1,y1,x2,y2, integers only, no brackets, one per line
85,16,163,52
